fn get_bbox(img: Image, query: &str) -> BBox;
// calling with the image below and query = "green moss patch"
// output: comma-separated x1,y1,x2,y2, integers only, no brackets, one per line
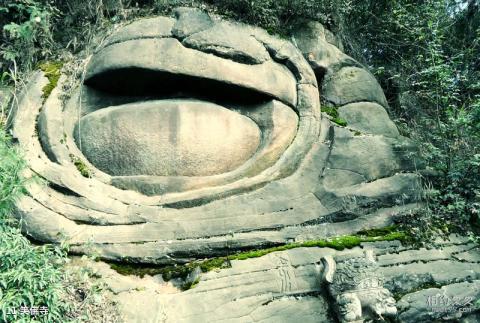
59,132,67,145
228,230,407,260
357,225,400,237
109,259,230,291
109,262,171,279
37,61,63,101
181,277,200,290
69,154,91,178
109,226,409,289
322,106,348,126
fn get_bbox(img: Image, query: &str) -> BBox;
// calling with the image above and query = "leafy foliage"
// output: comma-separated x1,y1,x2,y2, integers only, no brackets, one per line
322,106,348,126
0,0,58,82
202,0,335,34
339,0,480,238
0,127,71,322
0,228,71,322
0,129,26,219
0,126,116,322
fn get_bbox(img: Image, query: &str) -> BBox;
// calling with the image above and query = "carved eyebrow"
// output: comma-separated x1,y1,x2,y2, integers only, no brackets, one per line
85,38,297,107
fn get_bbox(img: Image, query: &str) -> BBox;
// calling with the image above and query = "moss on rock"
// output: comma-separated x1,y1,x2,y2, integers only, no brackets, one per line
322,106,348,126
109,226,409,290
37,61,63,101
69,154,91,178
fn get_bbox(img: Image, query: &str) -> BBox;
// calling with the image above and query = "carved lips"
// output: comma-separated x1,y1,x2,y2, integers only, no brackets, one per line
75,37,302,194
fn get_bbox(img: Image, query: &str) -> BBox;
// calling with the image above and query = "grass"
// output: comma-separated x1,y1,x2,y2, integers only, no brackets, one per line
322,106,348,126
109,226,408,289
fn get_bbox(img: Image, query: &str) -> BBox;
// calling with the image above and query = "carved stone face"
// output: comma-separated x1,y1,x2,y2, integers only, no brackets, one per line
12,8,421,263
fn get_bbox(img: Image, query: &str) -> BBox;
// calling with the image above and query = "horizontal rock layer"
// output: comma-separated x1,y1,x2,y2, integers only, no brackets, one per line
86,38,297,107
71,236,480,323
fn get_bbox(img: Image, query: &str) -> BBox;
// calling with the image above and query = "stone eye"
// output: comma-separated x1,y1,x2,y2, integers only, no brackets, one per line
75,100,264,177
72,32,309,195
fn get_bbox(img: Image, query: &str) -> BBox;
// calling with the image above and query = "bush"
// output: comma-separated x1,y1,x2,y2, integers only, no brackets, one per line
0,228,72,322
0,0,58,82
0,128,26,217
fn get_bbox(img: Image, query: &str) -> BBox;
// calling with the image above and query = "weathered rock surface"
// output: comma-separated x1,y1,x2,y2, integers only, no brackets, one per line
325,135,421,181
12,15,467,322
102,16,175,47
172,7,213,39
183,21,270,64
338,102,399,137
323,66,389,108
397,281,480,322
291,21,354,74
85,38,298,107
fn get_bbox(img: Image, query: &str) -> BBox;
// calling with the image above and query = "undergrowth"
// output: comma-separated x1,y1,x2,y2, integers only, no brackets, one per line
0,127,112,322
0,126,68,322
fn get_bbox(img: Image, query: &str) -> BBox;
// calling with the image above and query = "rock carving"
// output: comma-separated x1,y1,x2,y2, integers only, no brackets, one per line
10,7,423,263
322,250,397,322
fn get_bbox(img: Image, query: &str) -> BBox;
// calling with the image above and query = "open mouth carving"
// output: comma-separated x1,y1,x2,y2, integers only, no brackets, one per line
73,37,302,195
27,14,321,204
